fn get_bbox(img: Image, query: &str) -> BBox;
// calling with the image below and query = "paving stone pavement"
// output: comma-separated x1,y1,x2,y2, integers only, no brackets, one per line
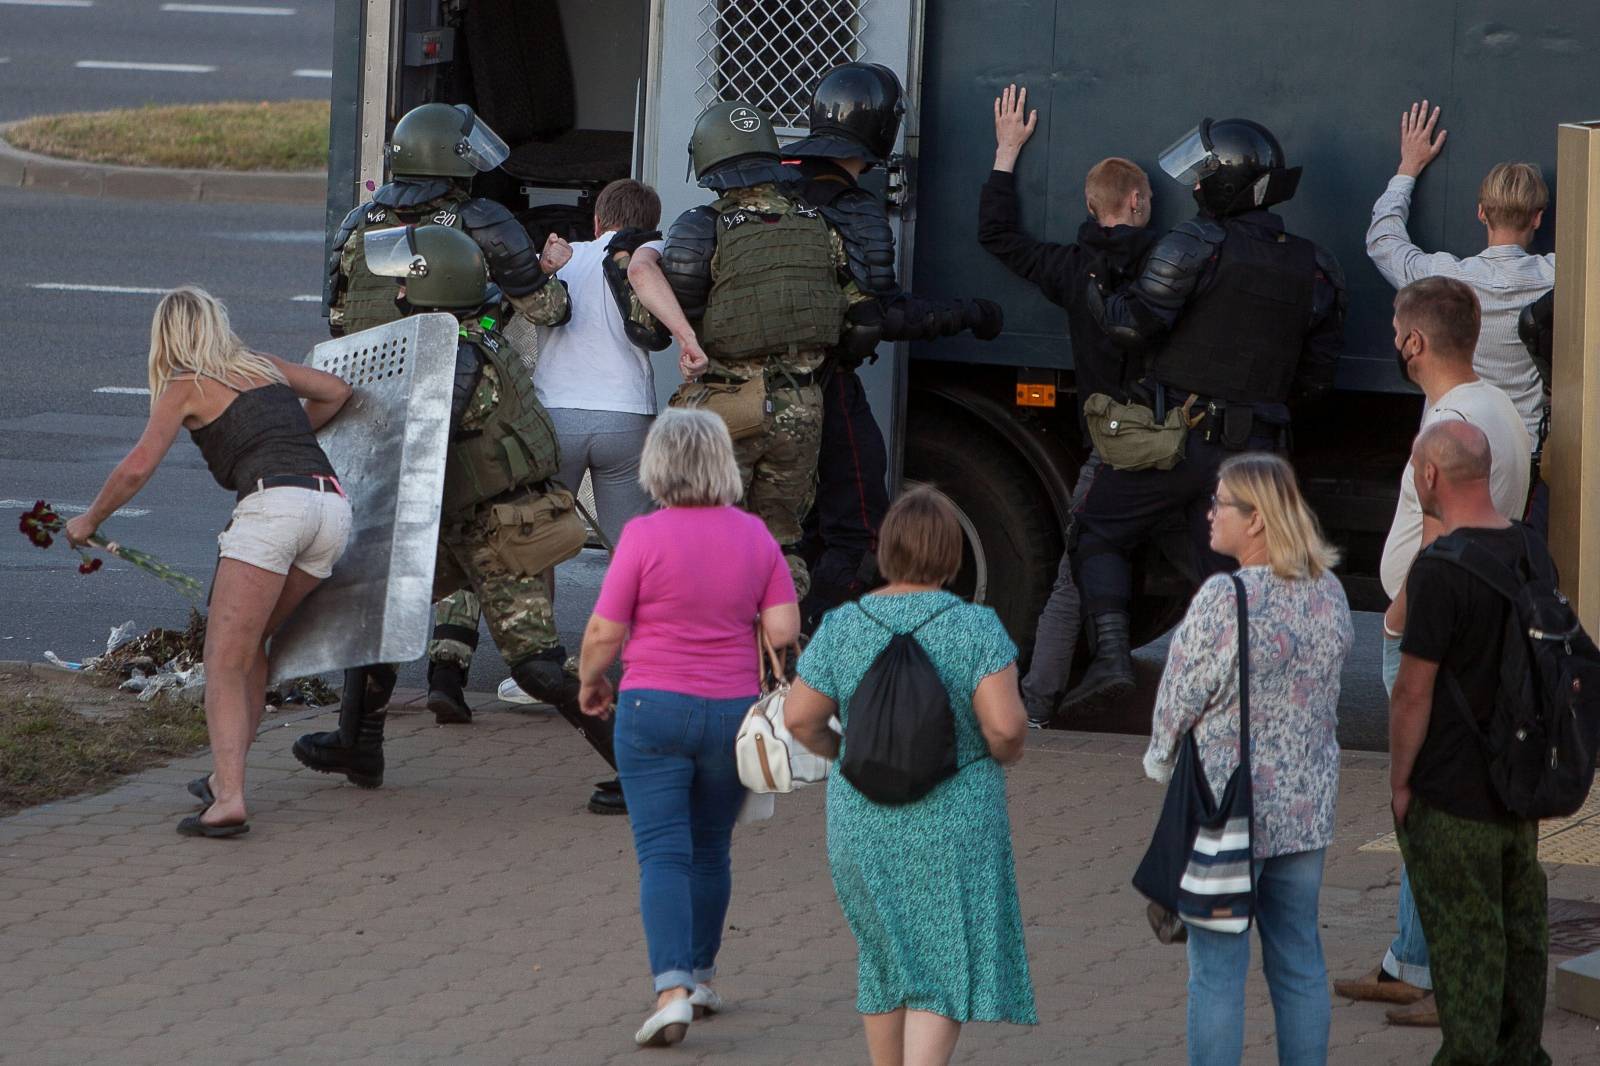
3,690,1598,1065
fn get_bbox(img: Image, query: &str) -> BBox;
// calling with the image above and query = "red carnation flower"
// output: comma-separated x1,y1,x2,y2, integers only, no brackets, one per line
78,558,103,575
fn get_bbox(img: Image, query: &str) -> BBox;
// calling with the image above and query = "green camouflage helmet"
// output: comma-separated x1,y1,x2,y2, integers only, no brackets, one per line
363,223,488,310
688,101,787,188
389,103,510,179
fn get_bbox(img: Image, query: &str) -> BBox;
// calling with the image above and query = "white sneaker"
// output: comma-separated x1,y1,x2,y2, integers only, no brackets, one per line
688,984,723,1018
634,997,692,1047
496,677,536,705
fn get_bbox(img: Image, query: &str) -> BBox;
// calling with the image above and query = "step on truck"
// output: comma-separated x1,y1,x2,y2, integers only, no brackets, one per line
322,0,1600,660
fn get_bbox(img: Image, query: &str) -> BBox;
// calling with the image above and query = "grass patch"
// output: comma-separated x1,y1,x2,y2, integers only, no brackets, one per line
0,692,209,815
6,100,329,171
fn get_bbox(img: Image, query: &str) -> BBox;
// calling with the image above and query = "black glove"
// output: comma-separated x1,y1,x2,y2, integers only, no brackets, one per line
605,227,663,255
965,299,1004,341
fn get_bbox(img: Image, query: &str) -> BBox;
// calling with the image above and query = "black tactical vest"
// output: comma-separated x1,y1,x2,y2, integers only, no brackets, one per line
1151,221,1317,405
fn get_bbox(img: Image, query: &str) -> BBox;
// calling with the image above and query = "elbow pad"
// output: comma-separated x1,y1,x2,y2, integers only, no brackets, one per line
839,299,885,364
463,199,550,298
661,206,718,320
602,253,671,351
1310,244,1349,328
450,340,483,428
881,294,968,342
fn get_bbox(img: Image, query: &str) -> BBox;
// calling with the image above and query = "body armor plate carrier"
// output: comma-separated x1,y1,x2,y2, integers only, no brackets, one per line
1150,221,1316,405
700,196,846,364
442,323,561,516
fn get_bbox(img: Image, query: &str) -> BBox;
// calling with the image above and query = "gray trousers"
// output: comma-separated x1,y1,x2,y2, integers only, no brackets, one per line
548,408,654,548
1020,453,1101,721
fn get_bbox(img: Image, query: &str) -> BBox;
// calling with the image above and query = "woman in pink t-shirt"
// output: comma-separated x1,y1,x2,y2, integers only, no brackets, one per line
578,409,800,1048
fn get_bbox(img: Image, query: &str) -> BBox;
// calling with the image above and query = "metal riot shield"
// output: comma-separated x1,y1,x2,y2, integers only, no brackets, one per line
268,313,459,684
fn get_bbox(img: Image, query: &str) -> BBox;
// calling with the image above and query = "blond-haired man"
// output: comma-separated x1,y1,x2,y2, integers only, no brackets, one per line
1365,101,1554,450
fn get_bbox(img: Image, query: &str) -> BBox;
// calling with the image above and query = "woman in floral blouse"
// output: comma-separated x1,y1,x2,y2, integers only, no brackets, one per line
1145,452,1353,1066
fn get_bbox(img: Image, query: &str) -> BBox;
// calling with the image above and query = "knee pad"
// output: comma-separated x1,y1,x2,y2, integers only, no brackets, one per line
510,650,576,705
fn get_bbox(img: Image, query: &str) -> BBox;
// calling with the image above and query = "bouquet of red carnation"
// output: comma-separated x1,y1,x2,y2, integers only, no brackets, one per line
18,500,202,598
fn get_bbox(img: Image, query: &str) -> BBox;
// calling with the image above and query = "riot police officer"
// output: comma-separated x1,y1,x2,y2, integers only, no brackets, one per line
783,62,1003,624
295,225,620,813
636,101,875,600
1065,117,1346,708
324,101,573,726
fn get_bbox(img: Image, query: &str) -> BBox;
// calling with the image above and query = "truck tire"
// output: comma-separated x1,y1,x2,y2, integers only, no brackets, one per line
903,410,1062,662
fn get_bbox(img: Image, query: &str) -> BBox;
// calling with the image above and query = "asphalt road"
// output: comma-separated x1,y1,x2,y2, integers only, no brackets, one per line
0,0,333,123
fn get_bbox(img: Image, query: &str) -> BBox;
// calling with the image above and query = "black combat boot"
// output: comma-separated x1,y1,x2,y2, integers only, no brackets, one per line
511,652,624,815
1058,611,1136,712
292,665,395,788
426,660,472,725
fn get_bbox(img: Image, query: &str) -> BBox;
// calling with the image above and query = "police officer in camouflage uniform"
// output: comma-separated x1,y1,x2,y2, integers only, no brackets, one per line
323,101,574,726
294,225,622,815
635,101,875,600
783,63,1004,624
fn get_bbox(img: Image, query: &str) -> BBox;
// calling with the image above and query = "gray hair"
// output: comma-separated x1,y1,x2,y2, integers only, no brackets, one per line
638,408,743,507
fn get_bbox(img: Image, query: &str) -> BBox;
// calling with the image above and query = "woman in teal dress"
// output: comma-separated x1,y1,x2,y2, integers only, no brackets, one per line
785,486,1036,1066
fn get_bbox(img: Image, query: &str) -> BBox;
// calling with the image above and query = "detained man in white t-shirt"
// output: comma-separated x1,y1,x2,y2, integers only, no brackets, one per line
1333,277,1529,1019
533,179,671,544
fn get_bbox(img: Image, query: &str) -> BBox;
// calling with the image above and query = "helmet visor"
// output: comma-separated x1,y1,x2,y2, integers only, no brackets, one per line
363,227,427,278
1158,125,1215,185
454,106,509,172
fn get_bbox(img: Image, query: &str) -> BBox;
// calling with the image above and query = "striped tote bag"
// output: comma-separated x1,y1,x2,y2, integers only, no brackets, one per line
1133,574,1257,934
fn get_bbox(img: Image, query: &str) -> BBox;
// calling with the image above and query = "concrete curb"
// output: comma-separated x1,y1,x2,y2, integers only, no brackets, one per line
0,124,326,205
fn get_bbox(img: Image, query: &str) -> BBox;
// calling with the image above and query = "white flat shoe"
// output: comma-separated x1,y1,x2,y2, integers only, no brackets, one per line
496,677,536,705
689,984,723,1018
634,997,692,1047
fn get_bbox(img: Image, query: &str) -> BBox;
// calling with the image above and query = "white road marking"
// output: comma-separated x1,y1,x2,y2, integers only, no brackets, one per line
32,283,168,295
0,0,93,7
160,3,295,14
290,294,321,302
293,69,332,79
93,386,152,395
2,499,150,518
74,60,217,74
213,229,324,243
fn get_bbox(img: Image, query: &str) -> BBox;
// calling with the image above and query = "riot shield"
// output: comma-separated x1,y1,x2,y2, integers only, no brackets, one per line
268,313,459,684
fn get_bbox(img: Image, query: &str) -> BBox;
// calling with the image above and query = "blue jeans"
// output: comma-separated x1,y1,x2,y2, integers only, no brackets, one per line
1186,848,1330,1066
614,689,752,994
1379,633,1432,989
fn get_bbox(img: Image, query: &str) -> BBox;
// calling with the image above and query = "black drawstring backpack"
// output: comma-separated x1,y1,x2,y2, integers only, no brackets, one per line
839,600,960,805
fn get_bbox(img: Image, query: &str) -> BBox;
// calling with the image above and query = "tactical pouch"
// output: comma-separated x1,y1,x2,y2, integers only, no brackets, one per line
484,486,588,578
1220,404,1254,450
668,375,767,441
1082,392,1192,472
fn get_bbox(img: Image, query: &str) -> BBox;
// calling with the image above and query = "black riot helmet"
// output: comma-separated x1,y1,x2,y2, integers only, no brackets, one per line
787,62,906,166
1158,118,1302,217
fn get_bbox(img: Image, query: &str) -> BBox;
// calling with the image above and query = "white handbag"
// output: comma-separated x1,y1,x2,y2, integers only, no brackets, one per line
735,636,831,794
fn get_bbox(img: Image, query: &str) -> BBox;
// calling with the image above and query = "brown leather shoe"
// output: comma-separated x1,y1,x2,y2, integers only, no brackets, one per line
1385,993,1439,1027
1332,965,1429,1004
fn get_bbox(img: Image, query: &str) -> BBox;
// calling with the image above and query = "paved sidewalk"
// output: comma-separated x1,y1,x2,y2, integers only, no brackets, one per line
3,691,1598,1065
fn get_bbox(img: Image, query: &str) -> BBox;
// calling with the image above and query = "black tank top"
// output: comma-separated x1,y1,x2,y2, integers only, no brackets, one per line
187,381,336,496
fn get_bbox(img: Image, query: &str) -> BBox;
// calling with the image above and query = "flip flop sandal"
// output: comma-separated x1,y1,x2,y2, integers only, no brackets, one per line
186,775,215,807
176,809,249,838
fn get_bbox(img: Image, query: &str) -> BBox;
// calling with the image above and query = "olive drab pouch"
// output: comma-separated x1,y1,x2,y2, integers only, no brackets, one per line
484,486,588,578
668,375,767,441
441,326,563,515
1082,392,1197,472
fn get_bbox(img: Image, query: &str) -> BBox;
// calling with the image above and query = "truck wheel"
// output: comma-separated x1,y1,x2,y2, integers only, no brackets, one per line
904,411,1062,661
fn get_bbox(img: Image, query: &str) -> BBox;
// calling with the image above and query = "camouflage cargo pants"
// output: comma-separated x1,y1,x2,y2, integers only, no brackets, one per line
428,589,482,669
732,377,823,601
436,508,559,668
1396,798,1552,1066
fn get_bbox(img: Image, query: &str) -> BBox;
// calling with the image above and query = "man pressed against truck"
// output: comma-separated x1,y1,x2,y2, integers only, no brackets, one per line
978,83,1160,726
782,62,1003,626
1066,117,1347,710
629,101,876,601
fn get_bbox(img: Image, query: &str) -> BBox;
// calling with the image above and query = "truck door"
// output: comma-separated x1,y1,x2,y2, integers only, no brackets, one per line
644,0,925,473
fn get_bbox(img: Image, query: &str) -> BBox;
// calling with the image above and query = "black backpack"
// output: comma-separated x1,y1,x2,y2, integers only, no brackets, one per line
1422,524,1600,819
839,600,960,805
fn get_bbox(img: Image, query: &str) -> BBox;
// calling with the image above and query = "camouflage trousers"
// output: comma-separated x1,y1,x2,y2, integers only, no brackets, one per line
428,589,481,669
1396,798,1552,1066
732,375,823,601
434,503,559,668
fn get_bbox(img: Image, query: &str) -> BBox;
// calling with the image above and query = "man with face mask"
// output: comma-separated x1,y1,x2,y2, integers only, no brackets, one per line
1332,276,1528,1023
1063,117,1346,711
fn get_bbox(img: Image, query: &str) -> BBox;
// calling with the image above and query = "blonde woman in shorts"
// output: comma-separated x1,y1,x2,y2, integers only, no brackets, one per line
67,287,354,838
